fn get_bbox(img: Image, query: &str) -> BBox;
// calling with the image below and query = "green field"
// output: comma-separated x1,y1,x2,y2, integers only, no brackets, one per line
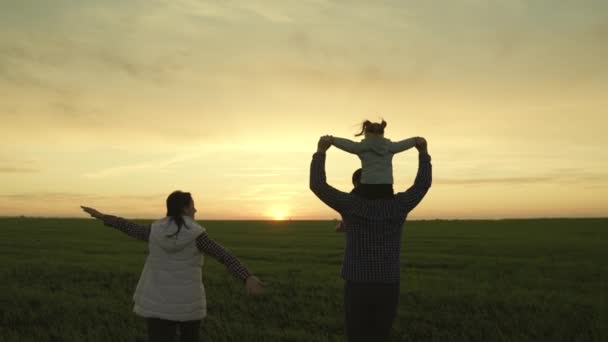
0,218,606,342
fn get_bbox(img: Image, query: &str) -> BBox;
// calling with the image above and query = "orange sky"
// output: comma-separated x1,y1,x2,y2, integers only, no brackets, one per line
1,0,607,220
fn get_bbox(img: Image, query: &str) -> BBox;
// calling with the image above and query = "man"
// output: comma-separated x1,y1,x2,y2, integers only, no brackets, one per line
309,135,432,342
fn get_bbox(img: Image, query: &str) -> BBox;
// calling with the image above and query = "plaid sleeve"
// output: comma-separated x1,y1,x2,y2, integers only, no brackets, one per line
100,215,150,241
309,152,351,214
395,152,432,213
195,232,252,282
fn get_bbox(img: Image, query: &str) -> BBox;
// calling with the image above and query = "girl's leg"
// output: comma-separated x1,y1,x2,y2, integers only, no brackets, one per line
356,184,394,200
147,318,177,342
178,320,201,342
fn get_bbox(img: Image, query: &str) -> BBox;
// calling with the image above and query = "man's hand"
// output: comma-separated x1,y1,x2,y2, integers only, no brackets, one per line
317,135,333,153
415,137,428,154
81,206,104,219
245,275,266,296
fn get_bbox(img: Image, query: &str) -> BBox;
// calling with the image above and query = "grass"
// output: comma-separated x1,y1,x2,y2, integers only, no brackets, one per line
0,218,606,341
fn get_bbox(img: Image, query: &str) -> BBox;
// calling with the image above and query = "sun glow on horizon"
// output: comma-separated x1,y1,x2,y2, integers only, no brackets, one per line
266,206,291,221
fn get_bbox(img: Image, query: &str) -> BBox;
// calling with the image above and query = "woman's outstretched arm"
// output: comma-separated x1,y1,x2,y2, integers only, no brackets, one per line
81,206,150,241
195,232,265,295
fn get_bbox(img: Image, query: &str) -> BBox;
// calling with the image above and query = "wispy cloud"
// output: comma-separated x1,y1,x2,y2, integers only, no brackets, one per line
0,192,159,201
0,192,98,201
237,2,294,23
225,166,302,177
0,35,187,89
222,182,306,202
436,172,608,186
436,176,554,186
239,167,299,171
226,173,282,177
0,167,40,174
82,153,203,179
223,195,292,202
245,183,303,189
164,0,295,23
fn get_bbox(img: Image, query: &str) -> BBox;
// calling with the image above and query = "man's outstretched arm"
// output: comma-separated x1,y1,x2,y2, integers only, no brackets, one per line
309,136,351,214
395,137,432,213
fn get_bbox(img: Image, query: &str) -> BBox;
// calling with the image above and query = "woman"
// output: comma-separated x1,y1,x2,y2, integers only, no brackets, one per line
81,190,265,342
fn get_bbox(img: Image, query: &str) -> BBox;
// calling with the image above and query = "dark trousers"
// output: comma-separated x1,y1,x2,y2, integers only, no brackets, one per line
146,318,201,342
344,281,400,342
354,184,395,200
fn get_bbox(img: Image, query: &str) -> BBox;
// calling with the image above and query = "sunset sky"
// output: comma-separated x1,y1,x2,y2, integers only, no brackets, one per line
1,0,607,220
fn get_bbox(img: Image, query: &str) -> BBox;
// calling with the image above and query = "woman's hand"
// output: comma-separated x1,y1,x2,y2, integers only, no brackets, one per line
245,275,266,296
81,206,104,219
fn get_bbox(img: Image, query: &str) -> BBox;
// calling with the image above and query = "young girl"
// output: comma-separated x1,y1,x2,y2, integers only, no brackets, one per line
328,120,419,199
81,190,264,342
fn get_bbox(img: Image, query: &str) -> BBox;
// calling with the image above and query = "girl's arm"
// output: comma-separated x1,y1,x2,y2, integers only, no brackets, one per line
332,137,365,154
389,137,418,154
81,206,150,241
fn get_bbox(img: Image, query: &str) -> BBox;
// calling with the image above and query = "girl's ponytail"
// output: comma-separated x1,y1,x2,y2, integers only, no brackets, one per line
355,120,372,137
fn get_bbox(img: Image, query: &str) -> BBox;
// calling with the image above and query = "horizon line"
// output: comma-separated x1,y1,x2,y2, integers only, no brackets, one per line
1,215,606,221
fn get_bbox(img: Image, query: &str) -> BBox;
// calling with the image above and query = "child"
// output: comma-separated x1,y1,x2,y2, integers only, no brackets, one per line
329,120,418,199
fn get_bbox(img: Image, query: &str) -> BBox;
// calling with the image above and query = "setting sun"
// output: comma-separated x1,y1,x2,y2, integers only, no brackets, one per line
266,206,291,221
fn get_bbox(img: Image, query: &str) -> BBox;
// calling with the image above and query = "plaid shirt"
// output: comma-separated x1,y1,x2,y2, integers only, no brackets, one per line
310,151,432,282
100,215,252,282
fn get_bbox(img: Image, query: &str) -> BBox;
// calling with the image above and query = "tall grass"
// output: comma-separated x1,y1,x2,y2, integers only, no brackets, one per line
0,218,606,341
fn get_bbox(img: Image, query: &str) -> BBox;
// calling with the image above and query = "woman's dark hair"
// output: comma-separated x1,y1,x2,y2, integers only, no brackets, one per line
165,190,193,238
355,119,387,137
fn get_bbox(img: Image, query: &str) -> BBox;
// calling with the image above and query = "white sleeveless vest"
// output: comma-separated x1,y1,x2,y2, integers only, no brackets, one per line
132,216,207,321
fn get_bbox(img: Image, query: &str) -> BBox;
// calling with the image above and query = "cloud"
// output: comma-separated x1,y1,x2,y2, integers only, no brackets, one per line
220,182,307,202
160,0,294,23
237,2,294,23
0,192,164,203
0,167,40,174
244,183,303,189
0,35,187,88
3,192,104,201
82,153,203,179
223,195,292,202
226,173,282,177
0,190,167,218
224,166,302,178
239,167,299,171
436,176,554,186
436,172,608,186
